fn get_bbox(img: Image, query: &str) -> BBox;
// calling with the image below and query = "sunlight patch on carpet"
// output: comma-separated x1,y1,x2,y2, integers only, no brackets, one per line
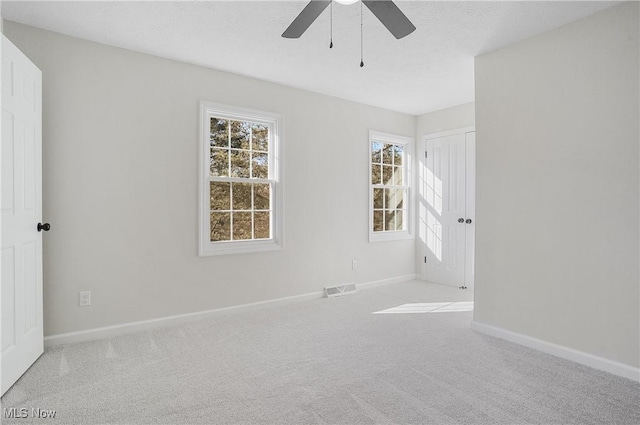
373,301,474,314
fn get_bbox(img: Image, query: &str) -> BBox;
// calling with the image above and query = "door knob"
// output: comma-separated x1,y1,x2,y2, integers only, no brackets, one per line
458,218,464,223
37,223,50,232
465,219,472,224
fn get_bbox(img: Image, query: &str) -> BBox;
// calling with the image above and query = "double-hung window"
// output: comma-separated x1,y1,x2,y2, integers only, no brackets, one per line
200,102,283,256
369,130,413,242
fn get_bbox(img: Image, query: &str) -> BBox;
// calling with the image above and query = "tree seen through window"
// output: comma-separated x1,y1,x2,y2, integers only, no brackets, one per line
371,142,406,232
209,117,271,242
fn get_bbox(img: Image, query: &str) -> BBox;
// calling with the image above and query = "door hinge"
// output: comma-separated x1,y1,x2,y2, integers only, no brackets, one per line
424,256,427,263
424,151,428,158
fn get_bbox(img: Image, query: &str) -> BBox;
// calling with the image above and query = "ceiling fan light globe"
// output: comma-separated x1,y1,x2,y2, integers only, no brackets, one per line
335,0,359,5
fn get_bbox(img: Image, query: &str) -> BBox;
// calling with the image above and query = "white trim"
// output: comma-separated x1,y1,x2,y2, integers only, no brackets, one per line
357,274,418,290
369,230,413,242
471,321,640,383
44,274,417,347
200,101,283,125
423,126,475,141
368,130,415,243
199,101,284,256
418,127,476,285
369,130,413,146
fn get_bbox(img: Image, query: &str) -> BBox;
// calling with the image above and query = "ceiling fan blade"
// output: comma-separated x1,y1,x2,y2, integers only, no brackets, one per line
362,0,416,39
282,1,332,39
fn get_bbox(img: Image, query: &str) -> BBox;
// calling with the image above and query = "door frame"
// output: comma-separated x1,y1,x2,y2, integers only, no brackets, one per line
418,127,475,288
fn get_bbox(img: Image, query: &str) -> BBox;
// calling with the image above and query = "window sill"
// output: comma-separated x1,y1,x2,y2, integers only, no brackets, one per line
369,231,414,243
199,239,283,256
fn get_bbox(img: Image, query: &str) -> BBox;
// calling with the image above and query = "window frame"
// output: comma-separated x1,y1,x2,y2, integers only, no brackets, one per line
368,130,414,243
199,101,284,256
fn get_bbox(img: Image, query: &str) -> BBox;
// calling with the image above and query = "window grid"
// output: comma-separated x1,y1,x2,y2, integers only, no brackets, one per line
208,181,272,241
208,117,273,243
371,142,408,233
209,119,269,180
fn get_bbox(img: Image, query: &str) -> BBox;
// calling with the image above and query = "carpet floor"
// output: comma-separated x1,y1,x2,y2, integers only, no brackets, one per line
1,280,639,424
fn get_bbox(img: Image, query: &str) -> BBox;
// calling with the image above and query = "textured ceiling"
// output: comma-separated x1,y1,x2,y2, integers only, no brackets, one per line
1,1,619,115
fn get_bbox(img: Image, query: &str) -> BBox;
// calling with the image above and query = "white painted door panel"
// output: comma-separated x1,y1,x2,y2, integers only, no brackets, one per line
1,35,43,395
423,133,466,286
464,132,476,289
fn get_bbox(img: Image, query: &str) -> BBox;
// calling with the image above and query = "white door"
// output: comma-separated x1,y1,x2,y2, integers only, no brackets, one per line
1,35,44,395
464,132,476,288
421,131,475,288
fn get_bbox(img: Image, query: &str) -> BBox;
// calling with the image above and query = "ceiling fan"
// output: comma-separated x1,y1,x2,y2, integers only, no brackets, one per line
282,0,416,40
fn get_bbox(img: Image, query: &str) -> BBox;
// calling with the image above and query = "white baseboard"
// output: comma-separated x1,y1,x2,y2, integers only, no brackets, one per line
471,321,640,383
358,274,418,290
44,274,417,347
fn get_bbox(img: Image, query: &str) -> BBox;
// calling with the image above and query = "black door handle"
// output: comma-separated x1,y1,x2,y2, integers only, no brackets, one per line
458,218,464,223
37,223,51,232
466,219,472,224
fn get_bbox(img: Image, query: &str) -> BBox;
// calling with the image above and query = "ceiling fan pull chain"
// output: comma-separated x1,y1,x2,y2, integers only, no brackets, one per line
329,1,334,48
360,0,364,67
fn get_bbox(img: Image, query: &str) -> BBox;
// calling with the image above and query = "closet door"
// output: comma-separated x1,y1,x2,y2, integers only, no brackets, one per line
464,132,475,288
421,130,475,288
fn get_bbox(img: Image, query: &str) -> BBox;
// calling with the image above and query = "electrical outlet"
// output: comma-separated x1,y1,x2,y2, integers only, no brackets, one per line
352,260,358,271
79,291,91,307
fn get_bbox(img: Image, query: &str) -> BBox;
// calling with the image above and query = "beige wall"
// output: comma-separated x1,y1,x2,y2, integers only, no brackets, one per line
474,3,639,367
4,22,416,336
415,102,475,275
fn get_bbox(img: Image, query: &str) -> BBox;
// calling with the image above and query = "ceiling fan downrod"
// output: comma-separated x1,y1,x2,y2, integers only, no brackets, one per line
329,1,334,48
360,0,364,67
